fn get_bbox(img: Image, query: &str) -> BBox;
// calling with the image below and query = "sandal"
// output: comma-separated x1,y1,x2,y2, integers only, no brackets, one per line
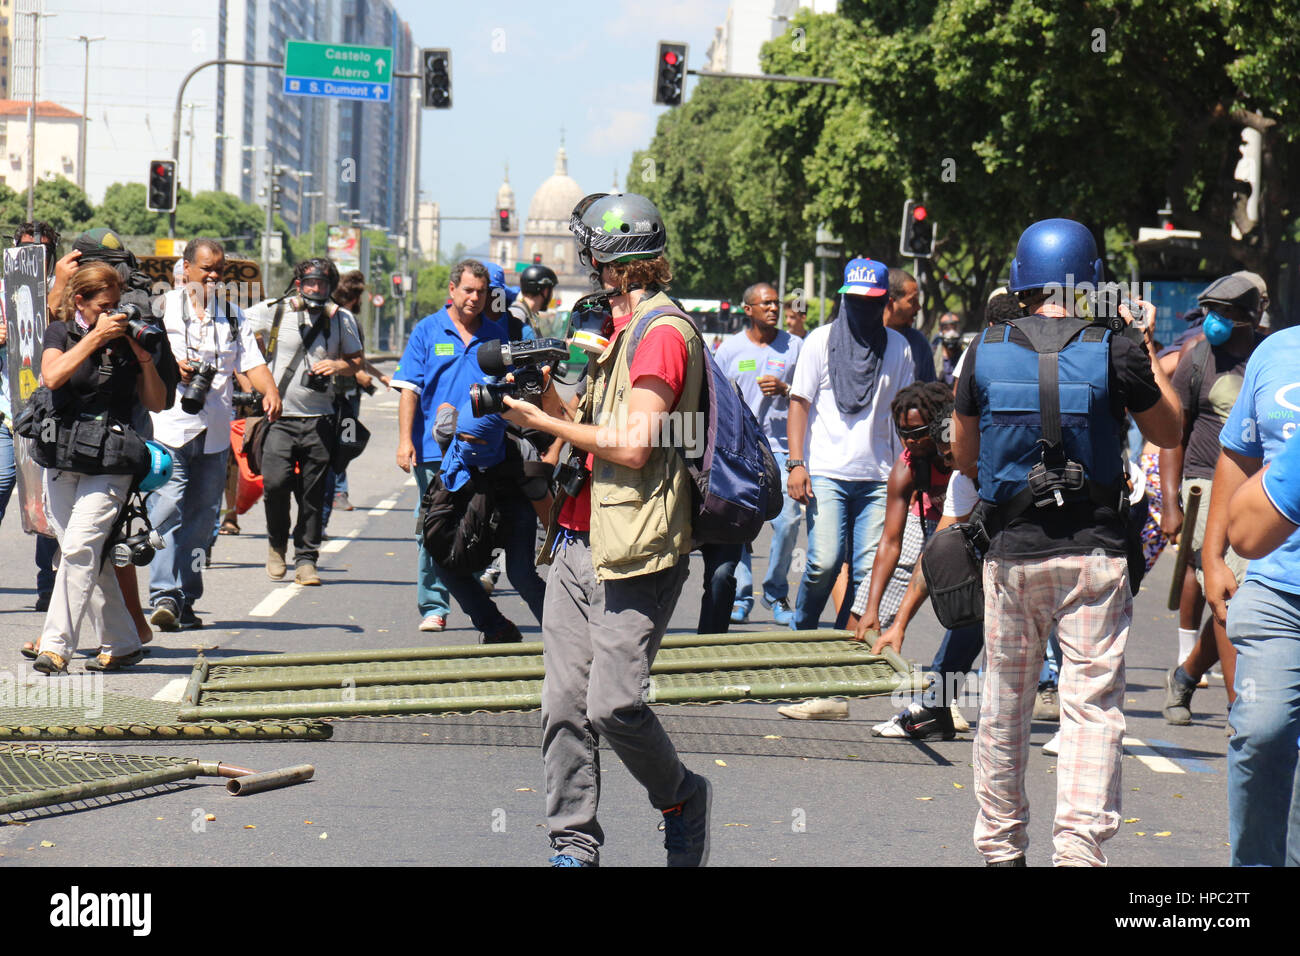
84,648,146,672
20,641,39,660
219,516,241,535
32,651,69,675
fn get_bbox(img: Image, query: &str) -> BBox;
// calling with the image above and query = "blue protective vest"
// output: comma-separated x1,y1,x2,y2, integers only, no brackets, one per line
972,317,1125,509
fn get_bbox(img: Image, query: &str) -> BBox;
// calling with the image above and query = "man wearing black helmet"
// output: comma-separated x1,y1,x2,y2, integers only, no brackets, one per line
508,264,557,342
500,192,712,867
245,258,363,585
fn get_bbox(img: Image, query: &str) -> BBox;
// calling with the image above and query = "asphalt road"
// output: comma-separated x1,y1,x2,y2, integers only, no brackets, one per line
0,375,1241,869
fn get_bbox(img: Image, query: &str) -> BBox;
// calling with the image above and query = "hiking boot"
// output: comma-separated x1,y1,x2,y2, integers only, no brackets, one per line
778,698,849,720
267,546,287,580
150,597,180,632
483,622,523,644
661,772,712,867
1163,666,1196,726
295,562,322,586
872,702,956,740
1033,684,1060,721
32,651,68,675
769,599,795,628
84,648,146,672
950,702,971,732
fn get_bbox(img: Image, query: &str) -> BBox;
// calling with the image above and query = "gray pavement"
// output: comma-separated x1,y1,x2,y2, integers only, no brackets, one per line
0,378,1238,867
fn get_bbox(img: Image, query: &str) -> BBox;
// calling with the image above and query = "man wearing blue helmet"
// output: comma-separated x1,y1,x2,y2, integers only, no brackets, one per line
953,218,1181,866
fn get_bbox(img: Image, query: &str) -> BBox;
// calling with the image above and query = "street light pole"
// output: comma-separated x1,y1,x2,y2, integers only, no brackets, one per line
24,9,57,221
70,34,104,193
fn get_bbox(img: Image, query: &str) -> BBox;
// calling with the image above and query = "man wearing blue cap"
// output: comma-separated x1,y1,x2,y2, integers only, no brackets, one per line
786,258,914,631
953,219,1181,866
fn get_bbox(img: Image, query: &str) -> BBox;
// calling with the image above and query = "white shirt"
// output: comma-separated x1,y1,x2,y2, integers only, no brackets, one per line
150,287,266,454
790,323,914,481
943,470,979,518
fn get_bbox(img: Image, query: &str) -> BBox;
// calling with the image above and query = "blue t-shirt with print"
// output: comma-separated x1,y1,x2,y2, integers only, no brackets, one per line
714,329,802,454
1221,326,1300,594
393,308,509,463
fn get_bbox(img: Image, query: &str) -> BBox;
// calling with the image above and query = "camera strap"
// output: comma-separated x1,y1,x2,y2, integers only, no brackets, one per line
276,307,329,398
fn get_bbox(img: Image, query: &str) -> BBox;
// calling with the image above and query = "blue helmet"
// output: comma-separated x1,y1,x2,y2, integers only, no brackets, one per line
1007,218,1103,293
139,440,174,493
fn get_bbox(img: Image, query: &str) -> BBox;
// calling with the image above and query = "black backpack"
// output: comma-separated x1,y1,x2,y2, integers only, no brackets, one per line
419,470,501,574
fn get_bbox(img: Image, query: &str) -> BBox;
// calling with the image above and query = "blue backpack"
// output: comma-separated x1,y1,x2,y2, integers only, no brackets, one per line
626,305,783,545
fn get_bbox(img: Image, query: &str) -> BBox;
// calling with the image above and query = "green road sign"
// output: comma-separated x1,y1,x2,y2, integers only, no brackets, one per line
285,40,393,84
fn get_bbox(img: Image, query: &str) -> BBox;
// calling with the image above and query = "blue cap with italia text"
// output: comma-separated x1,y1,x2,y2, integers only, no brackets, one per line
838,258,889,297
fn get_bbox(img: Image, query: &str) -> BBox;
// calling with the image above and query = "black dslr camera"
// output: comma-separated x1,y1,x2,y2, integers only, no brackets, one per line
180,360,219,414
118,302,165,352
469,338,570,417
1090,284,1149,346
301,367,331,392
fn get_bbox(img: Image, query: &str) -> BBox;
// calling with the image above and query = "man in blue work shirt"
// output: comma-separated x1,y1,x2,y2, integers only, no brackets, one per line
393,259,507,632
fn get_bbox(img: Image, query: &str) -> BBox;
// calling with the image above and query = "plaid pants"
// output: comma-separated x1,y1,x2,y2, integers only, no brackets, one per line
974,553,1130,866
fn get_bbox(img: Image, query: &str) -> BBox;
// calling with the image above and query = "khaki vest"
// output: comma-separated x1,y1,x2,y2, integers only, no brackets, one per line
586,292,704,580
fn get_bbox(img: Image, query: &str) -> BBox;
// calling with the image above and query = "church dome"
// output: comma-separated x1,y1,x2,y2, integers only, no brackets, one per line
526,145,585,226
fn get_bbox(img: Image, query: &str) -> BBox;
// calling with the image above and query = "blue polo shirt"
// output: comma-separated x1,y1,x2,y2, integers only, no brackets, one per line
1221,326,1300,595
393,308,509,463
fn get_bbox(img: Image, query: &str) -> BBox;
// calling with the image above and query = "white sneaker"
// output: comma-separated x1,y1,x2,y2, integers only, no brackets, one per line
419,615,446,633
1042,730,1061,756
950,702,971,732
777,698,849,720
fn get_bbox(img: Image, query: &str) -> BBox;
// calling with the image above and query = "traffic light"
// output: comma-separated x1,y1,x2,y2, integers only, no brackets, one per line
497,207,511,232
391,274,405,298
147,160,177,213
422,48,452,109
653,41,688,107
532,253,541,265
899,199,935,258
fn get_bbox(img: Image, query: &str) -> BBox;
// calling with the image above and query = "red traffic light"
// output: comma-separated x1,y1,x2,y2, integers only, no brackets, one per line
719,301,730,312
498,209,508,220
663,50,679,66
391,275,402,289
912,205,928,221
532,253,542,264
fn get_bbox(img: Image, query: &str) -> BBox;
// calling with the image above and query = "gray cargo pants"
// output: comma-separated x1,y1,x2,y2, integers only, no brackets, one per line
541,530,696,864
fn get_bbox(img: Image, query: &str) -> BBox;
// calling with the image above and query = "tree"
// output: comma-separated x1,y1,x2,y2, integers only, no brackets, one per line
411,261,451,321
20,176,94,237
176,191,265,259
637,0,1300,323
97,183,165,237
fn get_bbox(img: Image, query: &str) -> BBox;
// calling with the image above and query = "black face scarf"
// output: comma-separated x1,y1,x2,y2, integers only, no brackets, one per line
828,295,888,415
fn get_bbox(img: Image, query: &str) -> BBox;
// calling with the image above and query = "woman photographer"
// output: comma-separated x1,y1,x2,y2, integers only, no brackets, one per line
30,262,167,674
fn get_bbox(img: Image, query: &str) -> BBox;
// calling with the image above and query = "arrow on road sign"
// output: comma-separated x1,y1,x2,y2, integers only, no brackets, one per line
376,58,386,73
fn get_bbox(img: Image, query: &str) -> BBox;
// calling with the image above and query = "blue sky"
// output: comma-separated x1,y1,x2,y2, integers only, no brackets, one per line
395,0,731,256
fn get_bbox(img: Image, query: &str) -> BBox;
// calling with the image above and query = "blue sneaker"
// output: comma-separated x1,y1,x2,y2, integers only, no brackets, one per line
730,603,749,624
661,772,712,866
549,853,593,867
769,599,794,628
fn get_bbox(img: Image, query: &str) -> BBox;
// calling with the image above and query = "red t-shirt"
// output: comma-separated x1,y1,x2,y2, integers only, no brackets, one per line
558,313,689,532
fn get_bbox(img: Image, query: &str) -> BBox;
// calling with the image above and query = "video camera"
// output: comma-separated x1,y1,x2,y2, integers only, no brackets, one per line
469,338,570,417
1089,285,1150,346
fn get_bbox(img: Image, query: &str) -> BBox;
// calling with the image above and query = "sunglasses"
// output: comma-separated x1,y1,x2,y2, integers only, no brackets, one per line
896,423,931,440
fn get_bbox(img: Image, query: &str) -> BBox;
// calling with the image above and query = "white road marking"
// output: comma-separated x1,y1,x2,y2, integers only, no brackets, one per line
321,528,360,554
368,497,398,516
152,678,190,703
1122,735,1185,774
249,584,303,618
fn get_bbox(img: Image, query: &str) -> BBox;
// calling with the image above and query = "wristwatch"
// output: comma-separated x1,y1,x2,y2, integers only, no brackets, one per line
786,459,806,472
